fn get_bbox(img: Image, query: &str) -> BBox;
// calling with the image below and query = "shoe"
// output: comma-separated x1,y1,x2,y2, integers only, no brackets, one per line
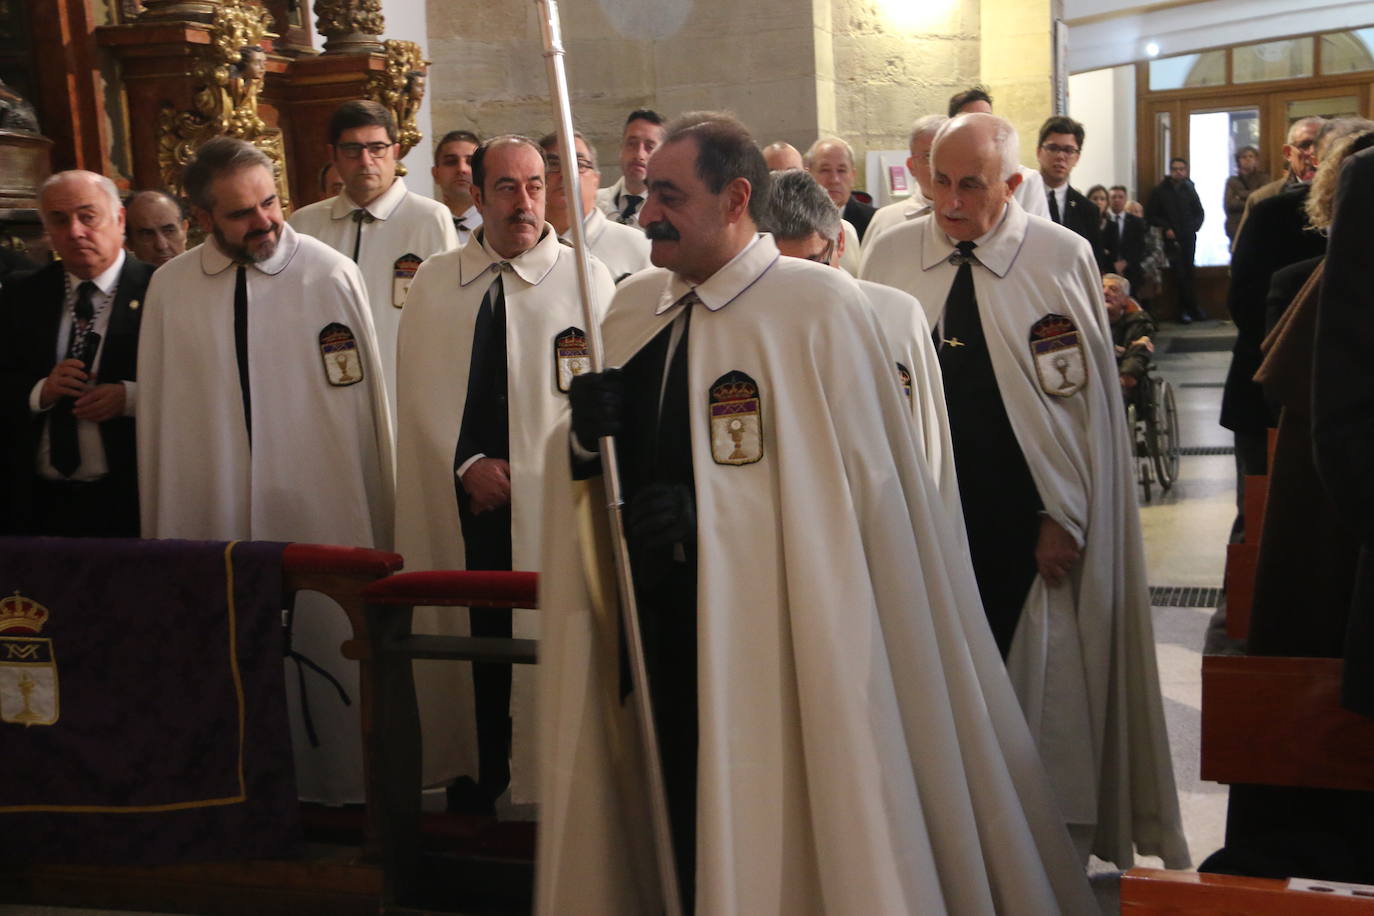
446,775,497,816
1178,313,1194,324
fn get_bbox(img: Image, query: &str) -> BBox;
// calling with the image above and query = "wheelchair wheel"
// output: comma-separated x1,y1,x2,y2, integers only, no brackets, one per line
1148,379,1181,491
1128,400,1154,501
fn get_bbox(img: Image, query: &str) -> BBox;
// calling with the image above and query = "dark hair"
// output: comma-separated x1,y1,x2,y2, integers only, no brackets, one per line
1086,184,1108,200
947,86,992,118
537,129,597,170
1037,115,1084,149
1170,157,1188,167
625,109,664,129
328,99,397,146
1109,184,1129,195
128,188,187,220
469,135,546,194
434,129,482,163
663,111,771,225
1234,145,1259,161
183,136,273,212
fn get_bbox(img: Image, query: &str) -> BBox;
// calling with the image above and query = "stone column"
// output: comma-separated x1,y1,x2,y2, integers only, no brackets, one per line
314,0,385,55
980,0,1059,164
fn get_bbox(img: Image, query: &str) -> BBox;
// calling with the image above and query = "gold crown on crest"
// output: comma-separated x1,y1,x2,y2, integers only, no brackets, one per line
0,591,50,635
712,379,756,402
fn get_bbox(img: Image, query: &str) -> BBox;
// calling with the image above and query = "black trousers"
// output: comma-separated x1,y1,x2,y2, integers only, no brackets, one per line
457,500,514,796
27,475,139,538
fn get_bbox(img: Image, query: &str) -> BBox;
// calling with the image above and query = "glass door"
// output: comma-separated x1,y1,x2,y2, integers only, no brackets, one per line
1189,107,1261,266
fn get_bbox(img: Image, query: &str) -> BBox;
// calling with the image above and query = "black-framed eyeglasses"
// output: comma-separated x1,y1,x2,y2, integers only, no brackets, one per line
547,155,596,175
336,141,394,159
803,239,836,264
1041,142,1080,157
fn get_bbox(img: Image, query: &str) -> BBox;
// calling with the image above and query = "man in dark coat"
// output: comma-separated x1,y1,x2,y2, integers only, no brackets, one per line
1145,158,1206,321
1036,115,1106,270
0,171,149,537
1103,184,1148,298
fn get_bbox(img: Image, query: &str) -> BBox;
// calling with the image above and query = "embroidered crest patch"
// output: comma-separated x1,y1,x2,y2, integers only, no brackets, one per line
392,253,422,308
708,371,763,466
896,362,913,404
554,326,591,393
0,591,59,727
319,322,364,387
1029,313,1086,398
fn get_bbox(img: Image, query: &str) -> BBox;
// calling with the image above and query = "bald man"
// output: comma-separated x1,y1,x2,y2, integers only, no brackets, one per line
0,171,152,536
761,141,803,171
126,190,189,268
862,112,1187,871
805,136,875,240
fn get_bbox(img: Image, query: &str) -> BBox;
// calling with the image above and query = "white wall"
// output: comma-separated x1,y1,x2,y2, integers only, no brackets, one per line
375,0,434,183
1068,64,1135,196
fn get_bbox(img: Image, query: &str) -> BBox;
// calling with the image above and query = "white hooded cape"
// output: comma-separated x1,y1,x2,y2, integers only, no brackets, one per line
535,234,1096,914
137,224,396,804
861,202,1189,868
393,226,613,793
290,176,459,414
561,206,652,283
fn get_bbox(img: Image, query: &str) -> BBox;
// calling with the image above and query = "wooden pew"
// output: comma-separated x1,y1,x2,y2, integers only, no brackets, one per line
1122,867,1374,913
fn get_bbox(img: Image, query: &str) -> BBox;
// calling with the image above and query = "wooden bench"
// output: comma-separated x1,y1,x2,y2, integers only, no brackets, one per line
1122,867,1374,913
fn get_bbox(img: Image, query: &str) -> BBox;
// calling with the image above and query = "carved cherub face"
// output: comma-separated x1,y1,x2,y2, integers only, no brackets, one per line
406,72,426,101
239,47,267,82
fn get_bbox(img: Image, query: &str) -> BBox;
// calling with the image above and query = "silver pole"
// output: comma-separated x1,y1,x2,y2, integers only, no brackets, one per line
532,3,684,914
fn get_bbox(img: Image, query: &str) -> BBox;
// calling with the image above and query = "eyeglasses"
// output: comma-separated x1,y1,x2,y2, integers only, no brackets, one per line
547,155,596,175
803,239,836,264
336,141,395,159
1041,143,1080,157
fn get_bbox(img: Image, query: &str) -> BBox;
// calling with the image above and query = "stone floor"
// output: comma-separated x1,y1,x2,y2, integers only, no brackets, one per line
0,322,1246,916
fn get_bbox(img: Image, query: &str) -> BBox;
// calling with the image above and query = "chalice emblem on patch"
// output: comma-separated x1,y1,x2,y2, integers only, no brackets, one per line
334,352,356,383
709,371,763,466
1029,313,1087,398
1053,354,1073,389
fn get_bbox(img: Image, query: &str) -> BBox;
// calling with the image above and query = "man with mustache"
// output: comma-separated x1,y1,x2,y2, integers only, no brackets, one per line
137,137,395,806
290,100,458,412
0,170,151,537
393,135,613,813
862,112,1187,872
538,111,1096,914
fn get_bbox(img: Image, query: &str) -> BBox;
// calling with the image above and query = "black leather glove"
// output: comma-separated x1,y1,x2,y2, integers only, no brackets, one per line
624,482,696,589
569,368,624,452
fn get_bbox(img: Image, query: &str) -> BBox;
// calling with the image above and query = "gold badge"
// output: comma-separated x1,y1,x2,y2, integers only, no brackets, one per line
896,362,913,404
129,299,141,311
1029,313,1087,398
553,326,591,393
319,322,364,387
392,253,422,308
709,371,763,466
0,591,60,727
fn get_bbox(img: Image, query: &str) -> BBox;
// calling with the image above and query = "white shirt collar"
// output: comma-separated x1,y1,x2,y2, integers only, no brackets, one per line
68,249,125,297
199,221,301,277
560,206,608,247
654,234,779,315
922,200,1027,279
327,175,409,222
454,203,482,228
457,223,562,288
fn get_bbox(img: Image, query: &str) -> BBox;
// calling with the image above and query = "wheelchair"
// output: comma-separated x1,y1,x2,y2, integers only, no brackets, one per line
1125,366,1180,502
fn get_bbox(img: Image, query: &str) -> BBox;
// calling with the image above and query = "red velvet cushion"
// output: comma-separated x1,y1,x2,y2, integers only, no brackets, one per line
282,543,405,577
361,570,538,608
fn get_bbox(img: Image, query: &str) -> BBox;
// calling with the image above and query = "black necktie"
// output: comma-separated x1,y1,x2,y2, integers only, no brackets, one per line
938,242,979,373
654,293,695,472
454,269,510,484
50,280,97,477
351,208,374,261
234,264,252,446
454,216,467,235
618,194,643,224
1047,190,1061,224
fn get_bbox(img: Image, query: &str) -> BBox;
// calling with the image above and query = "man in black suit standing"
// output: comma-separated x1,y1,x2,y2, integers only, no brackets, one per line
1036,115,1106,270
1103,184,1147,297
1146,158,1206,322
0,170,151,537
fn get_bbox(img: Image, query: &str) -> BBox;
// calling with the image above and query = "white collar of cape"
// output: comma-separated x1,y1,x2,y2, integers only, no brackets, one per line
919,199,1030,279
652,233,778,316
558,206,609,249
200,220,301,277
456,222,563,288
325,175,410,222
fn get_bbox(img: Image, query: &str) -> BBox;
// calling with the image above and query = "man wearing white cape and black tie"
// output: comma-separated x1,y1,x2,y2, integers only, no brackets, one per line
536,110,1095,915
861,111,1189,870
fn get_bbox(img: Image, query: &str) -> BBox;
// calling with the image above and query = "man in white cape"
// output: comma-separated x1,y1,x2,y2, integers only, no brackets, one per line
537,111,1095,915
861,112,1188,868
539,131,651,284
290,100,458,412
862,114,946,251
138,137,395,805
393,135,614,810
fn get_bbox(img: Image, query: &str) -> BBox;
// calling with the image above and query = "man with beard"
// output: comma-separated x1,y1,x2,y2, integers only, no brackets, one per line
539,130,650,283
125,189,188,269
596,109,664,228
863,114,946,248
536,111,1094,915
432,128,482,245
137,137,394,806
290,101,458,411
393,135,614,813
861,112,1187,871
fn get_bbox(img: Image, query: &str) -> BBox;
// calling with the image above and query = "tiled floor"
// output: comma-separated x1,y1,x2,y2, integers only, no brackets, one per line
0,322,1246,916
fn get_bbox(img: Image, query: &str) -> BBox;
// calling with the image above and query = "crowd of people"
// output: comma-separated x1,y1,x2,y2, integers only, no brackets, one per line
3,84,1240,912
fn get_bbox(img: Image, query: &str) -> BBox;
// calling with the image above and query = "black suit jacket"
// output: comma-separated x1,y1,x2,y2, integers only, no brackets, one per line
843,195,876,242
1220,186,1326,434
1058,185,1107,270
1102,212,1147,284
0,256,152,534
1313,147,1374,717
